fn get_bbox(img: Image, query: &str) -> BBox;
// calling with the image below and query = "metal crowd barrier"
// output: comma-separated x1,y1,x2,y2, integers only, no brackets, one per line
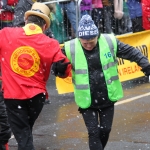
0,0,80,43
0,1,133,43
42,0,80,42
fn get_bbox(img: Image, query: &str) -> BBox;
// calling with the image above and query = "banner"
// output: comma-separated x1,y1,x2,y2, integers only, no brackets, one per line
116,30,150,81
56,72,74,94
56,30,150,94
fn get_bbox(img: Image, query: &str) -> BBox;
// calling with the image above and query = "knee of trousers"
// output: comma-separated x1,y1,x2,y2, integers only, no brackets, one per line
87,126,100,138
100,126,112,135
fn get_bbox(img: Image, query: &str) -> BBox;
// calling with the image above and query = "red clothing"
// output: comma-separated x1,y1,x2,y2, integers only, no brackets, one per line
5,143,9,150
92,0,103,8
142,0,150,30
0,11,14,21
0,0,18,21
0,24,71,99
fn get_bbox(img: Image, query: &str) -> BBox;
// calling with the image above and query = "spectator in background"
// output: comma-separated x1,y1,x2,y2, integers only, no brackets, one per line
50,3,68,44
12,0,33,27
113,0,124,34
113,0,124,20
117,0,132,34
59,0,77,37
13,0,54,38
113,0,125,34
141,0,150,30
91,0,103,33
101,0,113,33
80,0,92,17
126,0,144,32
0,0,18,28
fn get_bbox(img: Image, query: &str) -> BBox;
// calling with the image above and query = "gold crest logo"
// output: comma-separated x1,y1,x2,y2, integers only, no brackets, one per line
10,46,40,77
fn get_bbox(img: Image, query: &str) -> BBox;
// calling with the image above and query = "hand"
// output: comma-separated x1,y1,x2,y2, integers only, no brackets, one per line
44,28,54,38
141,65,150,76
51,59,70,77
56,59,70,74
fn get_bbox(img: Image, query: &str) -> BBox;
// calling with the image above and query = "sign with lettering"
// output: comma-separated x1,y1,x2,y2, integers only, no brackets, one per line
116,30,150,81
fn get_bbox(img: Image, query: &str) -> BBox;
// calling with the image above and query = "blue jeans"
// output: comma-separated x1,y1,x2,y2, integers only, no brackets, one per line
60,1,77,34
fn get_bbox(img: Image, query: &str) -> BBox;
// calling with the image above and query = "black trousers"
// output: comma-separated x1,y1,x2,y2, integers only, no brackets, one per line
131,16,144,33
79,105,114,150
4,93,46,150
0,90,11,149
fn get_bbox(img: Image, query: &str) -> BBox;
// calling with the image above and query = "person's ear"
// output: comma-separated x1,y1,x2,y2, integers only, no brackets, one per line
24,18,28,25
42,24,47,32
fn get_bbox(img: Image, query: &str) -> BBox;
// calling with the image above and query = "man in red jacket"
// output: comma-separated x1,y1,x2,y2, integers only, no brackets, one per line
0,2,71,150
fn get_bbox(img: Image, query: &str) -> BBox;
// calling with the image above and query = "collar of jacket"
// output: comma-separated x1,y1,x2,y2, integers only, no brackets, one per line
23,23,43,35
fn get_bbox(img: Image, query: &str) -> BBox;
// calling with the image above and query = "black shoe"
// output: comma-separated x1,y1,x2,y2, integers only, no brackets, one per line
44,99,51,105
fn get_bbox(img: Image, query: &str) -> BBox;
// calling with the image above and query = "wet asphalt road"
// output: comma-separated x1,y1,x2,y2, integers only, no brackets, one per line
8,75,150,150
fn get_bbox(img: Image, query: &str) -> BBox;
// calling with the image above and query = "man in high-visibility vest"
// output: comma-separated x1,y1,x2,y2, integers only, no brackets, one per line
52,14,150,150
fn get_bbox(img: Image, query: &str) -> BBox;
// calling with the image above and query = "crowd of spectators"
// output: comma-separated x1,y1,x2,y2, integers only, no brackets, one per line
0,0,150,43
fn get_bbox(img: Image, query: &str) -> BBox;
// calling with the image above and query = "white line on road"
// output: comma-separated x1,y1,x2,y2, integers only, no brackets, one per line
10,92,150,139
115,92,150,105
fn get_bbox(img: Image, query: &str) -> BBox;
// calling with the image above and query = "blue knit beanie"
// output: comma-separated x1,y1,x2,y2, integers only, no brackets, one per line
78,15,99,39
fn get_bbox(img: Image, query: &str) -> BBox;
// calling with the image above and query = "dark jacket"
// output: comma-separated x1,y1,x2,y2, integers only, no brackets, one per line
13,0,54,38
13,0,33,27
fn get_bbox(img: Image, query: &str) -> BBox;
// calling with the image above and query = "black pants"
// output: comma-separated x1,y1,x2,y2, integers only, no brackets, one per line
131,16,144,33
0,90,11,149
5,93,46,150
80,105,114,150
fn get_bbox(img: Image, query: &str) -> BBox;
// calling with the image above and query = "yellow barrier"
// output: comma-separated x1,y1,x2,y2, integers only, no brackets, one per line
57,30,150,94
116,30,150,81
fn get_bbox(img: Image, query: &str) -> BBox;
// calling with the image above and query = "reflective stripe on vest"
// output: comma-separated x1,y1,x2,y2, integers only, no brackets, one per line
70,39,89,90
65,34,123,108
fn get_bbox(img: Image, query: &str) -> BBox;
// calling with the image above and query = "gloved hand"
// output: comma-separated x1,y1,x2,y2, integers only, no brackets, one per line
51,59,70,77
141,65,150,76
44,28,54,38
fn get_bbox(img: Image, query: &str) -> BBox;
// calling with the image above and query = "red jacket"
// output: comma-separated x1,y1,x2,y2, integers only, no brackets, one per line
142,0,150,30
0,24,71,99
0,0,18,21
